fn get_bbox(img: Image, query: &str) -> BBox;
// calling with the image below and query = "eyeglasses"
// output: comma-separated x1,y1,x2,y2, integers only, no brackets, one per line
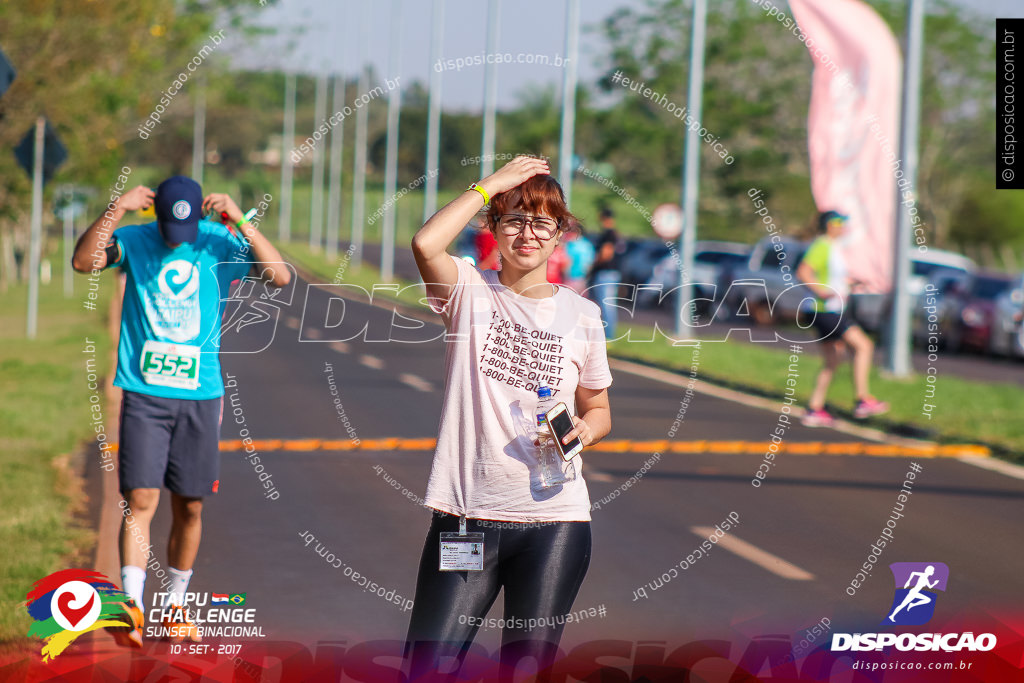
497,214,560,240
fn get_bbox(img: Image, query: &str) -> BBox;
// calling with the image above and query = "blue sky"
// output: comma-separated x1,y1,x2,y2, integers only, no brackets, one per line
232,0,1020,110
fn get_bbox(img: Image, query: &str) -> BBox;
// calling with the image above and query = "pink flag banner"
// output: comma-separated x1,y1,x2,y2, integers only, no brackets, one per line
788,0,902,293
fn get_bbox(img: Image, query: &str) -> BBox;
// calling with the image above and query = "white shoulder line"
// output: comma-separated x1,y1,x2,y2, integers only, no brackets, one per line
690,526,814,581
956,455,1024,482
609,357,1024,481
609,357,903,444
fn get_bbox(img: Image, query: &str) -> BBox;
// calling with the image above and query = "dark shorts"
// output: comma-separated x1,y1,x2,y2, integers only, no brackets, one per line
802,310,853,343
118,390,223,497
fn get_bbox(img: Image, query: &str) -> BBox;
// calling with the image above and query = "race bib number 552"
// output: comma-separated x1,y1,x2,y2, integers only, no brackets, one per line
140,340,200,390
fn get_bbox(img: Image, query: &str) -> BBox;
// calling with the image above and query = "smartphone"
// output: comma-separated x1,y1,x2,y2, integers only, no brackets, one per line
546,402,583,461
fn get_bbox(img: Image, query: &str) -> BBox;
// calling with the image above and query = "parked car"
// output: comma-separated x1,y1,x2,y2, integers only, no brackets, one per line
720,237,808,324
913,271,1015,352
987,274,1024,358
849,249,977,333
911,270,970,347
910,249,976,293
618,238,670,288
637,240,751,309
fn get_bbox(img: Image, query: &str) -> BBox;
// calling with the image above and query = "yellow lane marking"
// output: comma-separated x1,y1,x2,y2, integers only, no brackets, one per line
282,439,321,451
320,439,360,450
104,440,991,457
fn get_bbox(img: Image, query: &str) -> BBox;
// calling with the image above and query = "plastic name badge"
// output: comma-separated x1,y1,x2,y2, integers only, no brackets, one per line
140,340,201,390
439,533,485,571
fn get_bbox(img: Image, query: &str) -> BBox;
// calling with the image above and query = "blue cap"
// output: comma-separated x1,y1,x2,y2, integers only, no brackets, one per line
536,386,552,398
819,210,848,233
155,176,203,244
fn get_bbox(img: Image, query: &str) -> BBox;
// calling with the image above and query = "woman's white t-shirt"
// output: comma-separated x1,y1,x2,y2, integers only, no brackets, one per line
424,255,613,522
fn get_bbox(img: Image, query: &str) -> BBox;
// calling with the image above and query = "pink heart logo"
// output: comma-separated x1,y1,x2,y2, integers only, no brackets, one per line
56,590,96,630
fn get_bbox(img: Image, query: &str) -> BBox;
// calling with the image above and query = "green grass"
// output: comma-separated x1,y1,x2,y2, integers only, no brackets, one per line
609,323,1024,458
0,277,114,644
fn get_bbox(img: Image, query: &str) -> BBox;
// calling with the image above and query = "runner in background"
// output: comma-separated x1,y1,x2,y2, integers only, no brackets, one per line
588,208,624,340
546,234,570,285
796,210,889,427
474,220,500,270
71,176,290,646
563,227,596,293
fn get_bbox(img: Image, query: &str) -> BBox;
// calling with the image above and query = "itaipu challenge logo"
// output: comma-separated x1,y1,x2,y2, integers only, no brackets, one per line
24,569,135,661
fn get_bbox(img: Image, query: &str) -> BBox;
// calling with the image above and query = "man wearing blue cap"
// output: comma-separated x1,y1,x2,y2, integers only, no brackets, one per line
72,176,290,647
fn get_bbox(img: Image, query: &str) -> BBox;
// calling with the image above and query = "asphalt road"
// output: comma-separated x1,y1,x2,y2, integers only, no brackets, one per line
125,274,1024,660
352,240,1024,388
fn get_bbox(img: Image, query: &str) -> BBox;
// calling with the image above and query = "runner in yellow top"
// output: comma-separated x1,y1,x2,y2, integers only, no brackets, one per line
796,211,888,426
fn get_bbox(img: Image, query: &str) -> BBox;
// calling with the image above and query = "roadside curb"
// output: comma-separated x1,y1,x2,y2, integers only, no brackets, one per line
93,282,123,585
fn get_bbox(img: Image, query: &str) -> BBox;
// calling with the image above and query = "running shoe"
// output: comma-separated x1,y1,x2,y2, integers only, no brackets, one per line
108,599,144,648
854,397,890,419
801,408,835,428
163,604,202,643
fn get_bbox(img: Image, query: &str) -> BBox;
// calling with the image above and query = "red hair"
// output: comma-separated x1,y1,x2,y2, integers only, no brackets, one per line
484,175,579,234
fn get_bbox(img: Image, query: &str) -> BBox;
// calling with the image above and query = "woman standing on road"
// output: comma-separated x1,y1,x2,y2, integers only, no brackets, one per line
407,155,613,677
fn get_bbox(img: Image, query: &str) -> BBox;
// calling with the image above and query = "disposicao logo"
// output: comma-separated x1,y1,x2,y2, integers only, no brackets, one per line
832,562,997,653
25,569,134,661
884,562,948,626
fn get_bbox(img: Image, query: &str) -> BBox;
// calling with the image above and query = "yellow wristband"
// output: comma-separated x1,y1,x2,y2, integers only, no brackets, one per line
469,182,490,205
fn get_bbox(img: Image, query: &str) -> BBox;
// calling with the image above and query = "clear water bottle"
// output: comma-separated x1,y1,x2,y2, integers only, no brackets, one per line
535,386,568,488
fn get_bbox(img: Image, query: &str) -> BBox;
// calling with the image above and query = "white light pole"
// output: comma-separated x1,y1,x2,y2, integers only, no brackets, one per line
26,117,44,338
310,73,329,251
350,3,372,270
326,73,346,261
675,0,707,340
480,0,500,177
885,0,926,377
558,0,580,205
279,73,296,243
62,187,74,297
381,0,403,283
191,74,206,186
423,0,445,223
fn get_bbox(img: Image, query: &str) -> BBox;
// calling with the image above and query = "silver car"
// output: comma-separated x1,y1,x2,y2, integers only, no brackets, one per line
721,237,808,324
852,249,976,333
638,240,751,310
988,274,1024,358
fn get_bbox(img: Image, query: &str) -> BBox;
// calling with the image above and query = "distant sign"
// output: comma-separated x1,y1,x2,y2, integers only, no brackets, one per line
652,203,683,240
14,119,67,185
54,187,91,222
0,47,14,98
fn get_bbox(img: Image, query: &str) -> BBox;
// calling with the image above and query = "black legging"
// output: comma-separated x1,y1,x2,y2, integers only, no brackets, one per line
406,511,592,679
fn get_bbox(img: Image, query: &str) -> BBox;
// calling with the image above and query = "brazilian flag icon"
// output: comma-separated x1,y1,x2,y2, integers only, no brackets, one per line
229,593,246,606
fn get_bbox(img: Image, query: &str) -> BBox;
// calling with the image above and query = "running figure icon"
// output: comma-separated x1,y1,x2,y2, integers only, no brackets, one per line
887,565,939,622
